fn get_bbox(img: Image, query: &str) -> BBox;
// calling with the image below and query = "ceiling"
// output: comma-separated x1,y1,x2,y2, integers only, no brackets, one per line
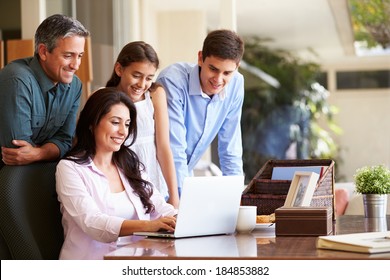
150,0,355,64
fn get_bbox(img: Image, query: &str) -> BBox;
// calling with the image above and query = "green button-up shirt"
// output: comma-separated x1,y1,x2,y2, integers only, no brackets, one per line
0,56,82,161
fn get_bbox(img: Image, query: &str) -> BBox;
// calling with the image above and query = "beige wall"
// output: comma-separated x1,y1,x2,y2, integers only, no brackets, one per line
331,89,390,180
157,10,206,69
323,55,390,182
77,1,207,91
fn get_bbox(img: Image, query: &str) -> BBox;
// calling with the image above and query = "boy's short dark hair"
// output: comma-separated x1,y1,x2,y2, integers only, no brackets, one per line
201,29,244,64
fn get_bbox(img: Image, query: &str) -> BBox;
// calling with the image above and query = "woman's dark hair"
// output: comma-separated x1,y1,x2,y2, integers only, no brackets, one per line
106,41,160,92
64,87,155,213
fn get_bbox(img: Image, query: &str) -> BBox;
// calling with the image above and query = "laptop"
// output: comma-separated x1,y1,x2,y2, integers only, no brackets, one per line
133,175,244,238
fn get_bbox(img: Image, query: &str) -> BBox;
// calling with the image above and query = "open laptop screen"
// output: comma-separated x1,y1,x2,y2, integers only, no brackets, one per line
133,175,244,238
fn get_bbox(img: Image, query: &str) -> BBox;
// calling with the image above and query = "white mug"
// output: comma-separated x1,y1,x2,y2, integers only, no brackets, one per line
236,206,257,233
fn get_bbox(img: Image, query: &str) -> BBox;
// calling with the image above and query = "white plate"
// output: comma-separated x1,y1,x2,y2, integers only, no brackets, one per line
254,223,275,230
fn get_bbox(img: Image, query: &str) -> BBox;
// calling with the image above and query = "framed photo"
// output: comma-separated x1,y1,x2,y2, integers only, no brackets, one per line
284,171,320,207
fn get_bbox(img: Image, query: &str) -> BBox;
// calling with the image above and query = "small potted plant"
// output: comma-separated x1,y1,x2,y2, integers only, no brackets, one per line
353,165,390,217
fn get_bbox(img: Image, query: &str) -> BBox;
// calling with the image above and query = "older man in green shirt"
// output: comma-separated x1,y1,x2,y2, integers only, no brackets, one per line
0,14,90,167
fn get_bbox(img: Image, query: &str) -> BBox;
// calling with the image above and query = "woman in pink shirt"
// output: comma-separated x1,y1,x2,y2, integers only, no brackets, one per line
55,87,177,259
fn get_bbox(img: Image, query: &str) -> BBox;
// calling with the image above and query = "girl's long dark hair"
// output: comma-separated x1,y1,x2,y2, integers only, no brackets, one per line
106,41,160,93
64,87,155,213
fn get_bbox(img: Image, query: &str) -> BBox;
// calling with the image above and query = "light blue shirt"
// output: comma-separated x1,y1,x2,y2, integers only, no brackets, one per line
157,63,244,192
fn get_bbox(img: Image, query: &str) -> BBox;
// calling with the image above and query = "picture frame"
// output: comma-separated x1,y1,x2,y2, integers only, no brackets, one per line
284,171,320,207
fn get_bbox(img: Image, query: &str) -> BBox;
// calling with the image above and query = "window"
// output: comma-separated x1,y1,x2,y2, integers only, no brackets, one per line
317,72,328,90
336,70,390,89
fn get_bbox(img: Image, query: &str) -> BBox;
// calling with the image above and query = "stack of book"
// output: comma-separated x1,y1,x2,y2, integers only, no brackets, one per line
317,231,390,254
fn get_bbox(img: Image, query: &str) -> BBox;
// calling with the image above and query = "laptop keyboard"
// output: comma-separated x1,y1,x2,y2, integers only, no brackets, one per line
157,229,174,234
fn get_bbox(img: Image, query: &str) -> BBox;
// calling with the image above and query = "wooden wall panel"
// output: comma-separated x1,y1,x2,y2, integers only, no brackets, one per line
6,39,34,63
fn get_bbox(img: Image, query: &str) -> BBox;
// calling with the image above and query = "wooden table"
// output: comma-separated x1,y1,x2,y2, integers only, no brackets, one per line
104,215,390,260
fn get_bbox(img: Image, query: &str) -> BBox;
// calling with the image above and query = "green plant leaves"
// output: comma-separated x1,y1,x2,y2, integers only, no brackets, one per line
354,165,390,194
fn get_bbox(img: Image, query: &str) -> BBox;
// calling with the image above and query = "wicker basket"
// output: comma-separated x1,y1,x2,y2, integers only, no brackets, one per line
241,159,336,220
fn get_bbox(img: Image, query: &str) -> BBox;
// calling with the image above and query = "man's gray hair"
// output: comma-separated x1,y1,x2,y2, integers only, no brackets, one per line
34,14,90,56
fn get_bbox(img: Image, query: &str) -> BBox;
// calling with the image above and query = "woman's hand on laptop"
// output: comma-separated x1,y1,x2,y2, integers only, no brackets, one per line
150,216,176,232
121,216,176,236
